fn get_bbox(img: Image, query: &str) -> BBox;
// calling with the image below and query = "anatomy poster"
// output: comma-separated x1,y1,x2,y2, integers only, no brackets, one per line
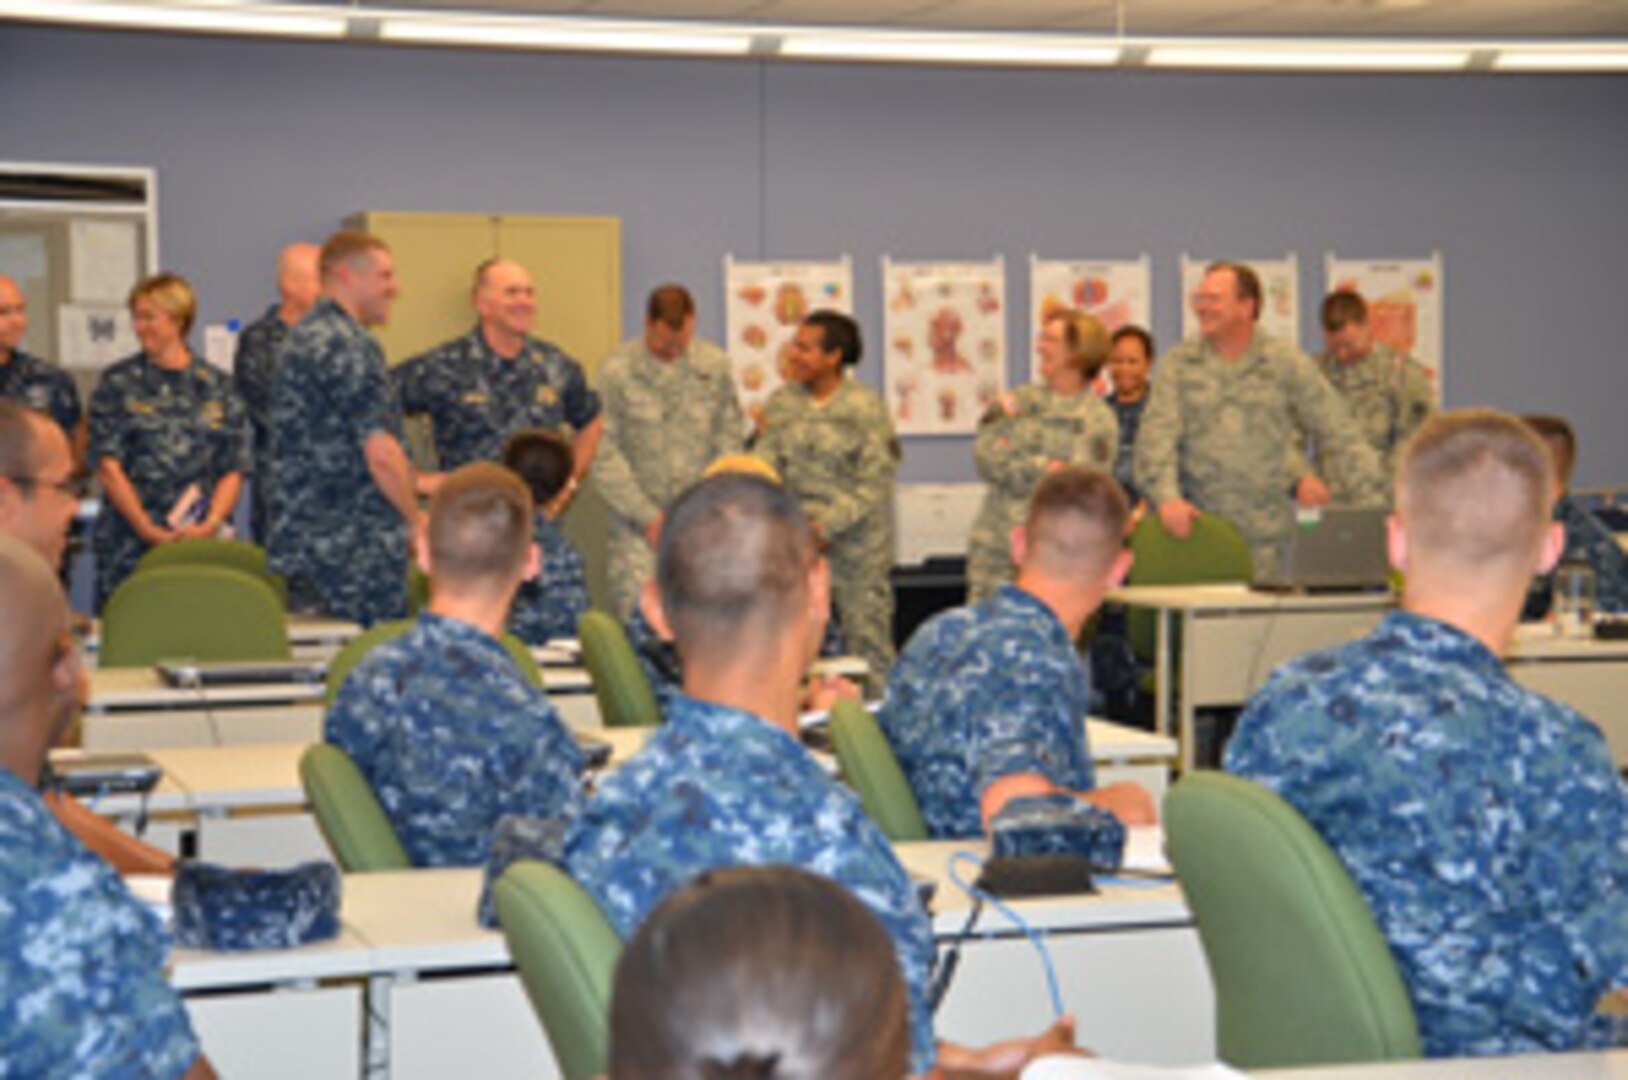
1029,255,1151,384
1180,253,1300,349
883,257,1006,436
724,256,853,430
1324,252,1444,390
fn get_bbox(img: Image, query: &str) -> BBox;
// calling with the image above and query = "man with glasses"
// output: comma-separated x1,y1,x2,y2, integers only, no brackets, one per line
0,400,81,572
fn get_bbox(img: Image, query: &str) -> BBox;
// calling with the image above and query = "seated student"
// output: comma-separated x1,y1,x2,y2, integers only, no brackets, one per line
502,429,589,645
1521,414,1628,617
564,473,1073,1079
880,467,1156,840
1227,409,1628,1058
327,463,584,867
610,865,909,1080
0,536,214,1078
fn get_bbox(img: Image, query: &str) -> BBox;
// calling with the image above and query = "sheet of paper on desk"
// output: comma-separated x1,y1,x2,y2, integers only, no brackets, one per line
1023,1056,1243,1080
126,874,174,927
1122,826,1171,875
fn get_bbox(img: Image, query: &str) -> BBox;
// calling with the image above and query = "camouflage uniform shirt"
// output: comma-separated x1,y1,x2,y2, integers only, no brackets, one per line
393,327,600,470
563,692,937,1074
87,351,249,608
1108,393,1147,505
1226,611,1628,1057
1133,331,1382,576
266,298,408,626
0,347,81,440
967,384,1119,602
327,612,584,867
880,584,1096,839
1291,342,1434,501
232,303,293,542
507,513,589,646
0,769,199,1078
1557,494,1628,615
590,336,743,616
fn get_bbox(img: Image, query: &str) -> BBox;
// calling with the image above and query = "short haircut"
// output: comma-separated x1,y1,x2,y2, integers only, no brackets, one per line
128,272,197,335
1320,289,1369,333
610,866,909,1080
1050,309,1110,380
1399,409,1554,572
1024,466,1129,579
427,463,534,590
1207,261,1262,322
656,473,815,662
0,400,43,480
320,230,389,280
1110,324,1155,361
471,257,502,293
503,429,575,506
1521,414,1577,485
803,309,862,368
646,284,695,330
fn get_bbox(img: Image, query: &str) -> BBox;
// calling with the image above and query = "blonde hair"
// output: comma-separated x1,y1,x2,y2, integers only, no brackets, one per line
128,273,197,335
1048,309,1110,380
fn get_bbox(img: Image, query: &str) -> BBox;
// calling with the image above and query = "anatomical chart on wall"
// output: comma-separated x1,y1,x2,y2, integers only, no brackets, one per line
883,257,1007,437
724,256,853,432
1325,252,1444,392
1029,255,1151,386
1180,253,1300,349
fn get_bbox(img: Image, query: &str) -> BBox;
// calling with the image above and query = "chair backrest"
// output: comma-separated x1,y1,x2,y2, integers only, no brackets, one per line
299,743,411,872
323,618,543,707
1125,513,1254,662
135,537,289,606
494,860,622,1080
100,565,291,667
828,699,929,842
578,610,661,729
1164,772,1420,1069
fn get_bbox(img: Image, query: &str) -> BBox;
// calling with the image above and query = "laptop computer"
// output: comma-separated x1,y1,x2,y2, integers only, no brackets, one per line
1253,506,1390,594
49,751,163,797
157,659,327,688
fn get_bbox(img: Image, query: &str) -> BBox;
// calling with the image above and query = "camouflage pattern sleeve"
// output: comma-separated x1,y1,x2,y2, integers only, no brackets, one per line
85,362,131,467
1393,356,1437,454
587,356,663,530
217,375,252,476
391,352,434,417
973,391,1049,495
555,346,602,430
1285,420,1316,488
703,345,747,467
1284,354,1383,506
1073,396,1120,473
1132,352,1186,508
814,389,897,540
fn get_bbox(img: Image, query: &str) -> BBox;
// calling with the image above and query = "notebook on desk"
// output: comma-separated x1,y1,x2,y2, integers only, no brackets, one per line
156,659,327,688
1253,506,1390,594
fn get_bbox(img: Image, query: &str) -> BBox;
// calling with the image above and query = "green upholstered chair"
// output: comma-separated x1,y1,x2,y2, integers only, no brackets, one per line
134,537,289,606
299,743,411,872
1124,513,1254,686
578,610,661,729
494,861,622,1080
100,565,290,667
323,617,542,707
406,566,431,615
827,699,929,842
1164,771,1420,1070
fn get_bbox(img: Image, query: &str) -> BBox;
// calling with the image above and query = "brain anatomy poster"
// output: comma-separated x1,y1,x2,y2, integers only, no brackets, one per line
1029,255,1152,386
883,256,1007,437
1180,253,1300,349
1324,252,1445,392
723,256,854,431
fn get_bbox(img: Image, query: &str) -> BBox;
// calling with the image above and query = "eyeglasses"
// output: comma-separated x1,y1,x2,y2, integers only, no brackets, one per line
3,474,86,499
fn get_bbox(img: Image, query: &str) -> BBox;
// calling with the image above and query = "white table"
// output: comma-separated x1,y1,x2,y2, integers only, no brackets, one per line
1254,1051,1628,1078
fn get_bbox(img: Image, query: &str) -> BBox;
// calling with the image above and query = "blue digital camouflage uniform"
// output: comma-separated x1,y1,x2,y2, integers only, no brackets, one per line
879,584,1097,840
1555,494,1628,614
393,327,600,470
0,347,82,440
507,512,589,646
1108,393,1147,505
563,692,938,1075
1226,610,1628,1058
87,351,250,608
326,612,585,867
265,297,408,626
233,303,293,543
1,769,200,1078
623,600,849,701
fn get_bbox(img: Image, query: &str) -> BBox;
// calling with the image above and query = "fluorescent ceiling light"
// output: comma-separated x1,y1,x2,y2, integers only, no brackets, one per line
1493,48,1628,71
380,15,752,55
1146,44,1470,71
0,0,345,37
780,33,1120,66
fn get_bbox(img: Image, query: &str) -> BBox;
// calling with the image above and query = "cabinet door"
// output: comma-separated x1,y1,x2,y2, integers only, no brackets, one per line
496,215,620,381
348,212,497,367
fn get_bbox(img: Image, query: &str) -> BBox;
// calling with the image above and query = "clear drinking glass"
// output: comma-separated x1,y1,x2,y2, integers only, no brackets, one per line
1552,562,1597,639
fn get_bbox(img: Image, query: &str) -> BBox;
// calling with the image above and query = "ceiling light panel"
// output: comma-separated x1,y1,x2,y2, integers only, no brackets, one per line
0,0,346,35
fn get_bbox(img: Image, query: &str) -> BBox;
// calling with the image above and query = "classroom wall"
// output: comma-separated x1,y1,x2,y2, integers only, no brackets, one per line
5,25,1627,484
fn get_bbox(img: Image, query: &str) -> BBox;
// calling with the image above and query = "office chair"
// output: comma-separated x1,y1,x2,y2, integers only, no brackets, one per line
578,610,661,729
1124,512,1254,667
299,743,411,872
100,565,290,667
828,699,929,842
134,537,289,606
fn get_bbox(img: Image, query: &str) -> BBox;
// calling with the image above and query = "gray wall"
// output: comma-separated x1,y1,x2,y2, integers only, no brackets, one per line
4,25,1626,484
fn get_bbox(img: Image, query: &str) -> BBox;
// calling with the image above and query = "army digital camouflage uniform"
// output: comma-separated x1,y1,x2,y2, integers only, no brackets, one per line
87,351,250,608
507,513,589,646
966,384,1119,602
562,692,938,1075
0,769,200,1078
1108,393,1147,506
1133,331,1382,577
880,584,1097,840
233,303,293,542
265,298,408,626
393,327,600,470
1289,341,1434,501
590,336,743,617
755,377,900,690
0,347,82,440
1226,610,1628,1058
326,612,584,867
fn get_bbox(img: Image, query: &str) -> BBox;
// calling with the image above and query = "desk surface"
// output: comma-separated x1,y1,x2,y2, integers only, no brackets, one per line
87,663,591,711
1255,1050,1628,1079
1109,583,1395,614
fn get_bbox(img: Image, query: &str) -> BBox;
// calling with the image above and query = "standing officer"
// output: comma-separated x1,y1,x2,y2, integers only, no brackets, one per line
0,272,84,466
